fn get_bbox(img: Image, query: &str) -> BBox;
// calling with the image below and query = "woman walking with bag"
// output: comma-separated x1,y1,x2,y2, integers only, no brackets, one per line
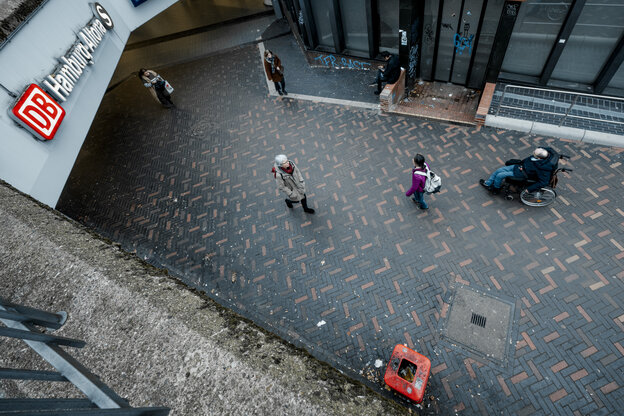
139,68,174,108
263,50,287,96
405,154,429,210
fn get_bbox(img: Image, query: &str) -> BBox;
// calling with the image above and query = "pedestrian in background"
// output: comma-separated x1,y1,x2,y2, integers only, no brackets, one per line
272,154,314,214
405,154,429,210
263,50,287,96
139,68,174,108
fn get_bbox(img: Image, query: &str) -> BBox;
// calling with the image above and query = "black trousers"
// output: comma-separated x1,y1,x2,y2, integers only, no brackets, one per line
155,86,174,107
375,70,389,92
273,79,285,93
285,195,311,209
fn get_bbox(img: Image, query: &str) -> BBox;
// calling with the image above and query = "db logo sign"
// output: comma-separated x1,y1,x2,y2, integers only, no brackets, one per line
10,84,65,141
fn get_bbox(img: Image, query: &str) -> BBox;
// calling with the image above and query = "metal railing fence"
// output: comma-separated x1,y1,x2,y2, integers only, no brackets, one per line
0,297,170,415
495,85,624,128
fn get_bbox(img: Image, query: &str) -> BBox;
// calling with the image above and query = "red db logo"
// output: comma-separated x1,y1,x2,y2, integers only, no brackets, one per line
10,84,65,141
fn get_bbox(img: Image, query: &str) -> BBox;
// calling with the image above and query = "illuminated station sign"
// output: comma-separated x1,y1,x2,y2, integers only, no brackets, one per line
9,3,114,141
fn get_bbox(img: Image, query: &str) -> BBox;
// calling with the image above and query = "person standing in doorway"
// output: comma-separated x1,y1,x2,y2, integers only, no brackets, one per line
139,68,174,108
272,154,315,214
405,154,429,210
263,50,287,96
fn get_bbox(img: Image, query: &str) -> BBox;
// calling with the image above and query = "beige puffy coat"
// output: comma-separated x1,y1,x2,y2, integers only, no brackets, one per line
274,161,306,201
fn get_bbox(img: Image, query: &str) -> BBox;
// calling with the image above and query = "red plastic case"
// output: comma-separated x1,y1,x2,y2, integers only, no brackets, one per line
383,344,431,403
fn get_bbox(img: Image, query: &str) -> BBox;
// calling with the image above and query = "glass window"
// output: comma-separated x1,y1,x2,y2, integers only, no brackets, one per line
450,0,486,85
501,0,572,77
607,61,624,90
377,0,399,55
550,1,624,84
339,0,369,55
468,0,506,88
310,0,335,50
435,0,463,82
420,0,441,80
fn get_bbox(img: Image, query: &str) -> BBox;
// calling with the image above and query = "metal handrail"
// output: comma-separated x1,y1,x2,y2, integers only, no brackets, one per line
0,298,170,415
495,84,624,127
498,84,624,102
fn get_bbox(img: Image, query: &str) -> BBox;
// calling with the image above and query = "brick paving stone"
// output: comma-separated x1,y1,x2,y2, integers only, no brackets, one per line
510,371,529,384
551,360,568,373
600,381,619,395
570,369,589,381
56,40,624,415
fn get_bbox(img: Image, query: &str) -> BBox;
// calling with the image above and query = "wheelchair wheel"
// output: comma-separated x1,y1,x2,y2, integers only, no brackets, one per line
520,188,556,207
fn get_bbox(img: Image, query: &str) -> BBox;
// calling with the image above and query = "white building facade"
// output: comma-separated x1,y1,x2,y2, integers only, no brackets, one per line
0,0,177,207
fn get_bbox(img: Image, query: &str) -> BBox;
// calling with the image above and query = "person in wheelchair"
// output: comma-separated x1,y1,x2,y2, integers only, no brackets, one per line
479,147,556,195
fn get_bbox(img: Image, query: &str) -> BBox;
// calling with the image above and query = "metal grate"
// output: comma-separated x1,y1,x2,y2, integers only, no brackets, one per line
470,313,487,328
493,84,624,132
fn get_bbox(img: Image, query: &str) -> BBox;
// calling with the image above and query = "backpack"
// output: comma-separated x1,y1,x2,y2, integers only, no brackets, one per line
414,166,442,194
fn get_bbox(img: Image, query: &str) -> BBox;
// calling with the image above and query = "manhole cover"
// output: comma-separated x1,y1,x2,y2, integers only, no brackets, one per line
443,287,513,362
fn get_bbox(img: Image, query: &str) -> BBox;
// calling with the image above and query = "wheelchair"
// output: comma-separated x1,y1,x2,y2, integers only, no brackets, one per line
499,153,572,207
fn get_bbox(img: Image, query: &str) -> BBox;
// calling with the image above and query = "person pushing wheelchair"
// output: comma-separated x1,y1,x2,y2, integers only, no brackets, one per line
480,147,556,195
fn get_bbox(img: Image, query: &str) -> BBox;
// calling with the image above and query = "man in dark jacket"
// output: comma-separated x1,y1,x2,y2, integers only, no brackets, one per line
372,51,401,95
480,147,557,193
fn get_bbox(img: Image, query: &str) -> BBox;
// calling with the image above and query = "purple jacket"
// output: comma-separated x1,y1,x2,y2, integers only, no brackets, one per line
406,163,428,196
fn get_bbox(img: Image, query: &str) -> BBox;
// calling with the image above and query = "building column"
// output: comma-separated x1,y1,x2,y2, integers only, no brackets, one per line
399,0,424,91
485,1,523,84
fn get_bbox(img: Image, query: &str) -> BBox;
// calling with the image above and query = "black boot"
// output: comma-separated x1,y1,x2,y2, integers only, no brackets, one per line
301,196,315,214
285,199,293,208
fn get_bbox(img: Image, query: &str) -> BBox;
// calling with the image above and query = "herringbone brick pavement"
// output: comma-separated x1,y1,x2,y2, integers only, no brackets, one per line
58,45,624,415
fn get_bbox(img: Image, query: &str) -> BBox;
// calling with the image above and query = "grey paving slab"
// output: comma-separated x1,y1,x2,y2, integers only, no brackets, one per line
263,33,379,104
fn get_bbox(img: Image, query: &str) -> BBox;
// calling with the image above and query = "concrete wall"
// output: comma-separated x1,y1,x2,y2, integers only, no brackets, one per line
0,0,177,208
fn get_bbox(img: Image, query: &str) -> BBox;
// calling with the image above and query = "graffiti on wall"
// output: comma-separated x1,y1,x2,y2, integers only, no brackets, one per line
506,4,518,17
313,54,372,70
409,45,419,80
424,24,434,45
454,23,474,55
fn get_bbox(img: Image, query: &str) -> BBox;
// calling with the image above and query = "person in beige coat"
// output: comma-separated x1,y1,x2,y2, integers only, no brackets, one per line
272,154,314,214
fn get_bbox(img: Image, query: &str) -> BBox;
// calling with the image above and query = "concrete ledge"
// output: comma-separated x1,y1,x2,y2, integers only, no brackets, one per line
582,129,624,147
485,115,624,148
531,122,584,141
380,68,405,112
475,82,496,124
485,114,532,133
0,181,407,416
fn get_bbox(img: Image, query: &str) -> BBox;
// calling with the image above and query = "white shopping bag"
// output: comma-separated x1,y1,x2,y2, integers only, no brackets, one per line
164,80,174,94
